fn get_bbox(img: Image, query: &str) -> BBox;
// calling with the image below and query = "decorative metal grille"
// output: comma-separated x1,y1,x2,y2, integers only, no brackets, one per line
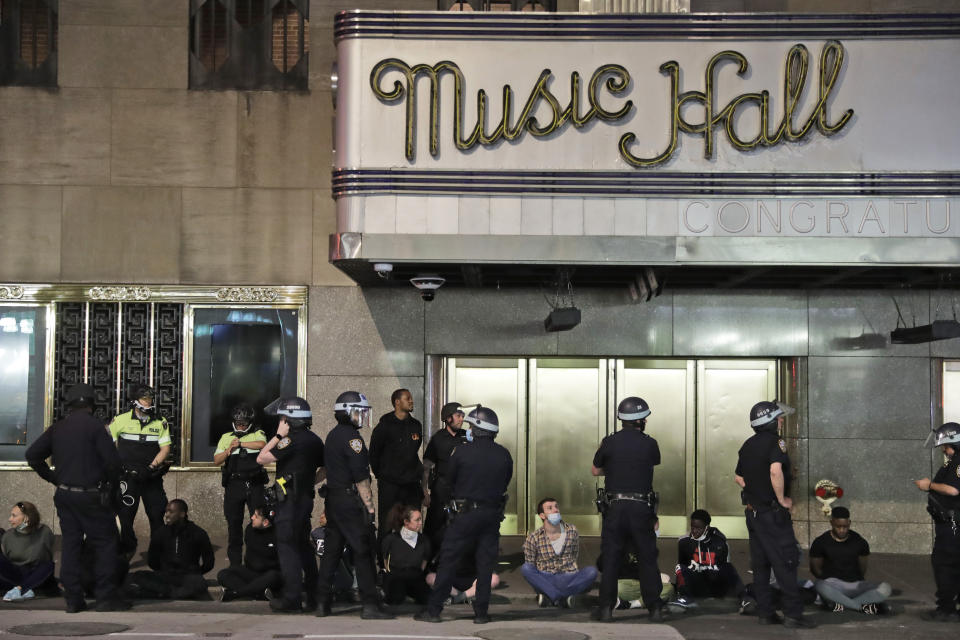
122,303,150,401
52,302,83,422
154,303,184,463
89,303,119,423
0,0,58,86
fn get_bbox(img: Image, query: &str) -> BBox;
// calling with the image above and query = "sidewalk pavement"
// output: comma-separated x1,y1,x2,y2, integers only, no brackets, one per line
0,536,950,640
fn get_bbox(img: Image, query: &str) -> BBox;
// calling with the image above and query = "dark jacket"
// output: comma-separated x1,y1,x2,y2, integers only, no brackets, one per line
369,411,423,484
677,526,731,571
381,530,431,574
148,520,215,575
244,524,280,574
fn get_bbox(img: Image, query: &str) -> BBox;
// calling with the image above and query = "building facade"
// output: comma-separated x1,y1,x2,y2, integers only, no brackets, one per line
1,0,959,553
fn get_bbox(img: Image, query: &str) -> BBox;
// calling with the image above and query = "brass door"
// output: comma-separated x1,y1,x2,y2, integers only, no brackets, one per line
697,360,777,539
616,359,696,537
445,357,526,534
528,358,608,535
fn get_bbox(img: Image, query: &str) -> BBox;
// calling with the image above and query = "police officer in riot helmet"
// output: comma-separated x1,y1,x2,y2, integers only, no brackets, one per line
215,403,268,567
416,406,513,624
26,383,129,612
422,402,468,559
590,396,667,623
316,391,394,619
915,422,960,621
735,401,815,629
256,396,325,613
108,384,172,558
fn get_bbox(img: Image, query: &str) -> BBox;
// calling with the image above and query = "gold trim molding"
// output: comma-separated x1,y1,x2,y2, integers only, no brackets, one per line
0,284,307,305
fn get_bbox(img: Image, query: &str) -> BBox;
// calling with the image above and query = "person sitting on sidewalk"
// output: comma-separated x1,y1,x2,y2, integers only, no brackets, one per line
381,505,431,605
1,501,55,602
127,499,214,600
672,509,750,610
809,506,891,615
217,504,282,602
521,497,598,608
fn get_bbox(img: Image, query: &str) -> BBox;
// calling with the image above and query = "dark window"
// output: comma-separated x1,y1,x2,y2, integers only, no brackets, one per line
0,306,47,462
0,0,58,86
189,0,309,90
441,0,554,10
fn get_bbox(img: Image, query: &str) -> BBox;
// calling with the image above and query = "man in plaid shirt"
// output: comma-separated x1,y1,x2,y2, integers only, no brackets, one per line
521,497,599,608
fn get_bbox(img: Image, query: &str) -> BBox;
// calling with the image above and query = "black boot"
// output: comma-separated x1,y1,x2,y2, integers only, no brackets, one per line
315,597,333,617
590,605,614,622
361,603,395,620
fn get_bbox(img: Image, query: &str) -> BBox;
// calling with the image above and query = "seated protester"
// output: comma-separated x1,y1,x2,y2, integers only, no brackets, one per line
672,509,749,609
597,519,674,610
809,506,891,615
521,497,598,608
311,511,357,602
426,552,500,605
217,504,282,602
126,499,214,600
381,505,431,605
1,501,55,602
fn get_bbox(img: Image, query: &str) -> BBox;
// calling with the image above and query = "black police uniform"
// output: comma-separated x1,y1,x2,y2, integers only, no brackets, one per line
317,418,381,608
928,452,960,614
593,426,662,614
370,410,424,535
217,428,268,567
425,436,513,618
25,405,123,611
735,430,803,620
271,426,324,608
423,426,467,556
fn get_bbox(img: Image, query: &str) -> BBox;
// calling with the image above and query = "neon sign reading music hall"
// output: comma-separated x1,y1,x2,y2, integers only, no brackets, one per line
370,41,854,168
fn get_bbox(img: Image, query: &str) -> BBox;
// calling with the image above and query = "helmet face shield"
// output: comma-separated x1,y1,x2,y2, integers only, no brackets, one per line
349,407,371,429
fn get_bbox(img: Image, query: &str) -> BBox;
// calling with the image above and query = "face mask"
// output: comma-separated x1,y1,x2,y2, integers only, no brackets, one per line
464,427,474,442
546,513,562,526
654,527,660,538
16,521,29,532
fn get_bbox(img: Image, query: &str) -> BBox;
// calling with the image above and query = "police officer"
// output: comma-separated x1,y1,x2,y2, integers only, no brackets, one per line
590,396,666,623
415,406,513,624
25,383,129,612
422,402,467,558
915,422,960,621
108,385,171,558
735,401,815,629
316,391,394,619
256,397,324,613
215,403,268,567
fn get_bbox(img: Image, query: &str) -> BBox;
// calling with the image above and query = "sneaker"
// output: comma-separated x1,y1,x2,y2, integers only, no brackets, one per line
739,598,757,615
450,591,468,605
564,595,578,609
19,589,34,601
537,593,551,608
3,587,23,602
218,587,237,603
832,602,845,613
668,595,697,610
860,603,878,615
615,597,630,610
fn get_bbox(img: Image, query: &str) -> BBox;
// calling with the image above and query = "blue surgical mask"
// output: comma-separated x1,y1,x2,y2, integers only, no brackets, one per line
465,428,474,442
546,512,562,526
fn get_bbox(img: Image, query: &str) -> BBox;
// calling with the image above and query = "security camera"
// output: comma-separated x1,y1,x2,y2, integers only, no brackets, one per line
410,275,445,301
373,263,393,279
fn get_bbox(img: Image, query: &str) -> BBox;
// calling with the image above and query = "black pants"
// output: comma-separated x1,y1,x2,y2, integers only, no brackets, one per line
427,506,501,617
932,523,960,613
217,565,283,599
317,490,379,606
423,483,452,563
377,480,422,537
118,476,167,555
128,570,207,599
55,488,121,607
745,506,803,619
383,568,430,605
223,479,265,566
599,500,661,610
676,563,746,599
274,495,318,604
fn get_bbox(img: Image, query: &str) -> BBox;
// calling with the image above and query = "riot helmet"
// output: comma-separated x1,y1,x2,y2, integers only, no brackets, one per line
334,391,372,429
617,396,651,423
231,403,255,434
265,396,312,429
464,406,499,438
749,401,784,431
132,384,156,414
928,422,960,449
64,383,95,410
